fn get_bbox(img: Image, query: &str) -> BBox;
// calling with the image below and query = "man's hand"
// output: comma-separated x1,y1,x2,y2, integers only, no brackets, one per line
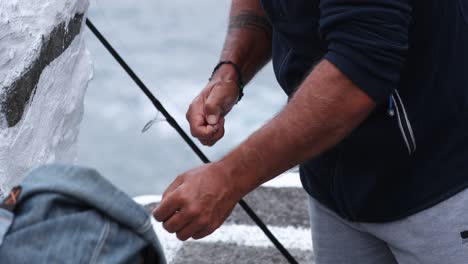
186,74,239,147
153,163,240,241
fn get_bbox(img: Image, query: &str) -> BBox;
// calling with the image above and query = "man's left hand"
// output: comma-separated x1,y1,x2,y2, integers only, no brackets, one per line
153,163,240,241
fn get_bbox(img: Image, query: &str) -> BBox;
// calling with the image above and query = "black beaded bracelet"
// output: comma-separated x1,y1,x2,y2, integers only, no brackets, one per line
209,60,245,102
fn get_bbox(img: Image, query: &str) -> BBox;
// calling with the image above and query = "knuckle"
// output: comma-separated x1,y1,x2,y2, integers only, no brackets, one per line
186,103,196,118
190,127,206,139
198,218,210,228
192,231,206,240
200,140,211,146
176,232,189,241
192,235,202,240
162,190,170,199
184,207,197,218
190,206,202,216
174,173,185,185
170,195,183,207
187,100,201,120
178,196,189,207
190,129,199,138
153,212,162,222
205,227,216,237
153,209,166,222
175,174,186,182
163,222,175,233
204,225,216,237
212,220,222,231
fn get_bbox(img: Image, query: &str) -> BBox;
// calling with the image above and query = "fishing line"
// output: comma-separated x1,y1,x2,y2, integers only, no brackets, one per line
86,18,299,264
92,0,183,123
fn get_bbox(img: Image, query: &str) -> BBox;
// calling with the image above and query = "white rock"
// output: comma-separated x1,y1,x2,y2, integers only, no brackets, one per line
0,0,92,195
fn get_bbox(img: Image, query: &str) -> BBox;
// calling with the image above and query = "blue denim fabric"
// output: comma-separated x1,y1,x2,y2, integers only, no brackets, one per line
0,165,166,264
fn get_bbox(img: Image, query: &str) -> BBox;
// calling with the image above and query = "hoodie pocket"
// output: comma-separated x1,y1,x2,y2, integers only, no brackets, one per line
338,97,416,177
329,102,416,220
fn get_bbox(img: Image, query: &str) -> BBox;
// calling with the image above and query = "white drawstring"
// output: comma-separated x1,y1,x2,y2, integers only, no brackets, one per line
392,95,412,154
390,90,417,154
394,89,417,152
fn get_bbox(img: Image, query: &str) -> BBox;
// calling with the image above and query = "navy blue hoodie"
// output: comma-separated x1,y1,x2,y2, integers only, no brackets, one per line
261,0,468,222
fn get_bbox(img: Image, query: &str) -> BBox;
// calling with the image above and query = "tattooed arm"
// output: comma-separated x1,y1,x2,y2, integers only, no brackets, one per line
220,0,272,83
185,0,272,146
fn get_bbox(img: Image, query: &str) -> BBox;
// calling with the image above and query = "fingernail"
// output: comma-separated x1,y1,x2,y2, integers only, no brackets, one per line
207,115,218,125
212,125,219,133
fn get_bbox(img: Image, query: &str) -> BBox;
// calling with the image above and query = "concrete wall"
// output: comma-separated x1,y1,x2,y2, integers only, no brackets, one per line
0,0,92,195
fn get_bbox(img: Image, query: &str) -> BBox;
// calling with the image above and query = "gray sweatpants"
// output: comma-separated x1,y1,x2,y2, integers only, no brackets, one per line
309,188,468,264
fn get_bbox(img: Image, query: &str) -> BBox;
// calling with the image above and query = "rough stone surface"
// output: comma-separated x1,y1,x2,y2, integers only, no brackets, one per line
2,13,84,127
0,0,92,195
172,242,312,264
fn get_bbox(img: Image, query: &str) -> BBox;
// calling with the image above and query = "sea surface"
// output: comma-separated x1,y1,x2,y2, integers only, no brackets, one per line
77,0,286,196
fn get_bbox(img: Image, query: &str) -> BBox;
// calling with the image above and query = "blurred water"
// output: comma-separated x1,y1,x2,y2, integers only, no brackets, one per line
77,0,286,196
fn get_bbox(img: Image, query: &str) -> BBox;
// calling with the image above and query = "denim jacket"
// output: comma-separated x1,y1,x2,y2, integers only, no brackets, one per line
0,165,166,264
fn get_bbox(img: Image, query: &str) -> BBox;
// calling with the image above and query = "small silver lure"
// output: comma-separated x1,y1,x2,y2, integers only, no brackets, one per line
142,112,165,133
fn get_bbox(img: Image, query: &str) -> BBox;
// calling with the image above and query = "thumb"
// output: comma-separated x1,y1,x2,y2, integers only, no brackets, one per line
204,88,225,125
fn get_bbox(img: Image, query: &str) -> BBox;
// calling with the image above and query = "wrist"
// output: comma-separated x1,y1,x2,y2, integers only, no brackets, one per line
210,61,245,102
216,146,263,198
214,160,250,200
210,63,239,83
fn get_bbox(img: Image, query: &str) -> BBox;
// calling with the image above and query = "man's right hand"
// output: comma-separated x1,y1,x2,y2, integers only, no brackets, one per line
186,72,240,146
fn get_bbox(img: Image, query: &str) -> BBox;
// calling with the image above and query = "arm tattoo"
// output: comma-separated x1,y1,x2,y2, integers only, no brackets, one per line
229,11,272,39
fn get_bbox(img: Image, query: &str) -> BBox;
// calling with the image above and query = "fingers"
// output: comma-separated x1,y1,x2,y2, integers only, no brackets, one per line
186,82,235,145
155,163,238,241
187,102,225,146
188,113,217,139
199,117,225,146
192,227,216,240
162,174,184,199
162,210,192,234
153,188,184,222
175,217,210,241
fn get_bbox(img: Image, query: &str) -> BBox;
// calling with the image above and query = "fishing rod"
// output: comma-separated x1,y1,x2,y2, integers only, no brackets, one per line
86,19,299,264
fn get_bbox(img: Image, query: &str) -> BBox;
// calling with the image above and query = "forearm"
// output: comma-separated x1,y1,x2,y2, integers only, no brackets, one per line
219,60,376,196
214,0,272,84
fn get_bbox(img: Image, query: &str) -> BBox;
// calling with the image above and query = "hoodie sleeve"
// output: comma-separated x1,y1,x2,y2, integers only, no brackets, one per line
320,0,412,103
